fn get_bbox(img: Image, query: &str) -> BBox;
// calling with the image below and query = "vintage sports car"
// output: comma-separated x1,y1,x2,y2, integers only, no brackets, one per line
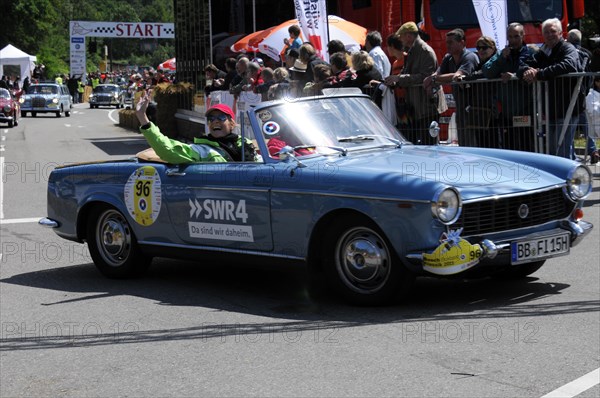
0,88,20,127
88,84,126,108
40,93,593,305
19,83,72,117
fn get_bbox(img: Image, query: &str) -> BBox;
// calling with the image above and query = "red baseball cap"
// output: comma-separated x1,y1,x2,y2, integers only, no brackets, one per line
205,104,235,121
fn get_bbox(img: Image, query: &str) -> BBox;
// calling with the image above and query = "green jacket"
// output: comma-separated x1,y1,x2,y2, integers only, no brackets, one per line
140,122,257,163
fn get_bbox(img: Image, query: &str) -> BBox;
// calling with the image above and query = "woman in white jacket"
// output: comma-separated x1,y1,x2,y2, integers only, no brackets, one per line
585,76,600,164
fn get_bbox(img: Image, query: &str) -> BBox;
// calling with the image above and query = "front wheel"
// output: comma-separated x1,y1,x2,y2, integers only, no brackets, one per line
86,205,151,278
56,106,63,117
322,216,414,305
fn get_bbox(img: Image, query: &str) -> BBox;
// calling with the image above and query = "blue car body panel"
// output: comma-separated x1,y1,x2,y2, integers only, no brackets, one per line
44,94,593,278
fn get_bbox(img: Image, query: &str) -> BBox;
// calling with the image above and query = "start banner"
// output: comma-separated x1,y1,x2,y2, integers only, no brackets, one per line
70,21,175,39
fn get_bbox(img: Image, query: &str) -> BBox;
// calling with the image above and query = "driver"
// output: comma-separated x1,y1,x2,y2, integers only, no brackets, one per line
136,91,258,163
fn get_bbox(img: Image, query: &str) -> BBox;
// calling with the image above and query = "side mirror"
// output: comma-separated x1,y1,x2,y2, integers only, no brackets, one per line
277,146,306,169
277,145,294,161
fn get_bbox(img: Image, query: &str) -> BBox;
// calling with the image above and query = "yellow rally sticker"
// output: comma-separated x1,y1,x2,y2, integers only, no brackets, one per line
423,238,482,275
124,166,162,226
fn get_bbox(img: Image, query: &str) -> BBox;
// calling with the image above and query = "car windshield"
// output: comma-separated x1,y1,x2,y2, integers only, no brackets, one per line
0,89,10,99
26,85,58,95
430,0,563,28
94,86,118,93
255,96,407,158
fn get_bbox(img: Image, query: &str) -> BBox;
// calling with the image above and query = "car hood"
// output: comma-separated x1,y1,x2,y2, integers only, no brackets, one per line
309,145,573,201
25,93,57,97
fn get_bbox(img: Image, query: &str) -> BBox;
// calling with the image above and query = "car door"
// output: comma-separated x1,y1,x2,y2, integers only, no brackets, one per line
61,85,72,108
163,161,274,251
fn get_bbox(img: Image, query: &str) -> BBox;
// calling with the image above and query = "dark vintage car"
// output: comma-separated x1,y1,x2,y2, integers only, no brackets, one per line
40,93,594,305
0,88,20,127
89,84,126,108
19,83,72,117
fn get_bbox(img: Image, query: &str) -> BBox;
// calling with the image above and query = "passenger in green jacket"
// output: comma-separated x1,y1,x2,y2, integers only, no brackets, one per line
135,91,258,163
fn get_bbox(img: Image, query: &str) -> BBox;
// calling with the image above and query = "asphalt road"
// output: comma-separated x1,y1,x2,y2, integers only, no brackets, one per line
1,104,599,397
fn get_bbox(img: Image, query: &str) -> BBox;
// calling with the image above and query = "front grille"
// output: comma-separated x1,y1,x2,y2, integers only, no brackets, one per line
32,97,46,108
455,187,574,235
95,94,114,103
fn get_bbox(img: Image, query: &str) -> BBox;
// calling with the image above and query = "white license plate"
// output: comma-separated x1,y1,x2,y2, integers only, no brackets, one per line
511,233,570,264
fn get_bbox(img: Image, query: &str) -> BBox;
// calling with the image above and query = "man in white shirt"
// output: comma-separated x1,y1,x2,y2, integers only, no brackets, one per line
365,31,391,78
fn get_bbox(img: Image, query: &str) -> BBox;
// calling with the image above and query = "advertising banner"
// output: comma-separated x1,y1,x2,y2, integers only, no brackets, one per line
471,0,508,50
293,0,329,61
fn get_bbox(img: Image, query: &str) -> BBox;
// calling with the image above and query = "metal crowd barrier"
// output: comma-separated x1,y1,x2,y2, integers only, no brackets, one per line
434,72,600,160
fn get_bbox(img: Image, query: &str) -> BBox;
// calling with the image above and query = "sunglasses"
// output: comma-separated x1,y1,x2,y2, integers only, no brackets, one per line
207,114,229,122
476,45,491,51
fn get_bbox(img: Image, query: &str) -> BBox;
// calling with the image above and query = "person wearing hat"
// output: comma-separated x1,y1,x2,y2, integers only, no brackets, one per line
136,91,257,163
288,58,308,97
384,21,447,145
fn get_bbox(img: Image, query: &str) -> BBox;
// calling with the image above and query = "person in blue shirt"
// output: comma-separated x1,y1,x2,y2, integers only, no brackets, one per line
284,25,303,50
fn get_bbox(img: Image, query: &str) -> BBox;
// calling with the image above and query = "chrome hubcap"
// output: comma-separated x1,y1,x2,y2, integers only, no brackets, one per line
97,210,132,267
336,227,391,293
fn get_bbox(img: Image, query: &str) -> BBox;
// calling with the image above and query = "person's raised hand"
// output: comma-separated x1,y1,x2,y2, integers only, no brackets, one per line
135,89,152,125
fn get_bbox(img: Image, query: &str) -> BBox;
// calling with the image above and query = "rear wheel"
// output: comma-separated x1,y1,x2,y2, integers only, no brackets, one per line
322,216,414,305
22,111,27,117
86,205,151,278
65,109,70,117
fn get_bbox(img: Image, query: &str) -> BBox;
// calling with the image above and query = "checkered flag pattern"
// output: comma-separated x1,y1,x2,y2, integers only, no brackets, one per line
94,26,116,34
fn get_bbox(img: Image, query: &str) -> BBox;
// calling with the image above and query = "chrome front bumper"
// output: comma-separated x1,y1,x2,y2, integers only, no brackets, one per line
406,220,593,265
39,217,59,228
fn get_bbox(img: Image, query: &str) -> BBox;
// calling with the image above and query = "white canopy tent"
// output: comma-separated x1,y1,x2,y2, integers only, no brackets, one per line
0,44,37,81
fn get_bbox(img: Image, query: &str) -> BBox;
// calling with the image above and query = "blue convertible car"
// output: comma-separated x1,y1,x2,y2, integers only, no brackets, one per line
40,93,593,304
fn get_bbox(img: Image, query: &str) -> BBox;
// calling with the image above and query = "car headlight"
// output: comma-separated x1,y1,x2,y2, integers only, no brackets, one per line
566,166,592,200
113,93,119,98
3,105,10,113
19,97,25,104
431,187,462,224
52,98,59,104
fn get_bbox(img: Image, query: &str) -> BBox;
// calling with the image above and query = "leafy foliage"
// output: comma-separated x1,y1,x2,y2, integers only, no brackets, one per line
0,0,174,78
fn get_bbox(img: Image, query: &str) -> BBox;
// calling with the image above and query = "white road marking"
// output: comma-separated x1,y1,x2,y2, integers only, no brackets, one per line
0,217,44,225
65,124,72,127
108,109,119,124
541,368,600,398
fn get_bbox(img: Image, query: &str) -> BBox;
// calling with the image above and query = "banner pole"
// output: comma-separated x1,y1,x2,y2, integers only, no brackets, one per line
325,0,330,46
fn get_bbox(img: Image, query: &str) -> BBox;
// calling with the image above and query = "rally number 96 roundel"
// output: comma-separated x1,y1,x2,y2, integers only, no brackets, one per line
124,166,162,226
